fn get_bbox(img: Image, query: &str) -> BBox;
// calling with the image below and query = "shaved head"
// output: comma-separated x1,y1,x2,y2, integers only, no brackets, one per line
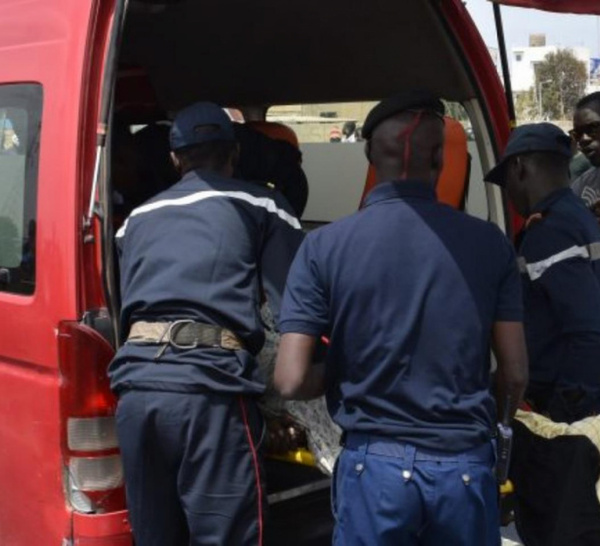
367,110,445,185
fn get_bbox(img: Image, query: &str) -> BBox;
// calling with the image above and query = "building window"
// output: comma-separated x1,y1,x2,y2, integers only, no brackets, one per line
515,52,523,62
0,84,42,295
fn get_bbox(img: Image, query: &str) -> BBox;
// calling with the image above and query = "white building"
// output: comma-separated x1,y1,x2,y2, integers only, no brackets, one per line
487,46,504,85
511,42,590,92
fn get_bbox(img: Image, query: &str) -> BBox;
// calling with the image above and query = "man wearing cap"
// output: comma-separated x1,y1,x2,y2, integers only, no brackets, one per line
274,91,528,545
485,122,600,423
109,102,304,545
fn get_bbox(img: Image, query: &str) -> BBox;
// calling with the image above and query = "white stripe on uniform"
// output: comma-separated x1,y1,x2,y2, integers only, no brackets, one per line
520,242,600,281
115,190,301,239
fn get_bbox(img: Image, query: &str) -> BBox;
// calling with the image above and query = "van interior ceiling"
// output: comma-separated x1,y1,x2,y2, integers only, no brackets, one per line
121,0,476,110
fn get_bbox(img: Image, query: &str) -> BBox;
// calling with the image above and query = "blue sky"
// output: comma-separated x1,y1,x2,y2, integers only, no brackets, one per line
464,0,600,57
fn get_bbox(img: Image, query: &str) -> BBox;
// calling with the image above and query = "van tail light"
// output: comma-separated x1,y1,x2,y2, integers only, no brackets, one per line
58,321,125,514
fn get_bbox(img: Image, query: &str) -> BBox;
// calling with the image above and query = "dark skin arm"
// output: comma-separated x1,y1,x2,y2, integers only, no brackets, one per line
274,333,325,400
492,321,529,421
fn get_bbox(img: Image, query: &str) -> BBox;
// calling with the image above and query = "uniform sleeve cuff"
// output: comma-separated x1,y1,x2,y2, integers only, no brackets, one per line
494,308,524,322
278,320,325,336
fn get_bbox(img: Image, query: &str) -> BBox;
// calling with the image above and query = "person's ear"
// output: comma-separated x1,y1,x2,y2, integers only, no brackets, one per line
170,151,182,174
365,140,372,163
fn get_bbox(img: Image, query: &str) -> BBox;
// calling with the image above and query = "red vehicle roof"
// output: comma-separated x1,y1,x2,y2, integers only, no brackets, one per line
491,0,600,15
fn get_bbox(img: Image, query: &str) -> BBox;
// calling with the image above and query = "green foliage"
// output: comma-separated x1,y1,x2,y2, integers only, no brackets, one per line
534,49,588,119
442,101,469,122
515,88,538,121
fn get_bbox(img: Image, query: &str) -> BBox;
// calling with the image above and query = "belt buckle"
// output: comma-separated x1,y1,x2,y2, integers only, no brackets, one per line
167,319,198,350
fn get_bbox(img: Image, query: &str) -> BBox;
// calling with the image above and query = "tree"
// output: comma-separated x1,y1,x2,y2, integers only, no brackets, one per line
534,49,588,119
515,88,538,121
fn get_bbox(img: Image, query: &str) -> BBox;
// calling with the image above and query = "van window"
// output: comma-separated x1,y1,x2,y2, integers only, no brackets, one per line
268,101,373,225
0,84,42,295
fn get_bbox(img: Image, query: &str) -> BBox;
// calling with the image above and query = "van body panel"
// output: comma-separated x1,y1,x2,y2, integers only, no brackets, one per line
0,0,98,544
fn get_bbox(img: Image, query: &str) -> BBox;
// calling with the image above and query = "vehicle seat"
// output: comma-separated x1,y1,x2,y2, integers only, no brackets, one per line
360,116,471,210
247,120,300,150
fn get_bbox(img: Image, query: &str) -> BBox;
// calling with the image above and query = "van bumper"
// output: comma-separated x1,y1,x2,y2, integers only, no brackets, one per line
73,510,132,545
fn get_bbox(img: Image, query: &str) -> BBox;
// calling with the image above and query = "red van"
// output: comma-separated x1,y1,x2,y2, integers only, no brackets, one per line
0,0,512,544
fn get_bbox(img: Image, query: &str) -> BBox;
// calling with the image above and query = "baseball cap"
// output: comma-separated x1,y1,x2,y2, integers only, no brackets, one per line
362,91,445,140
170,102,235,151
485,123,572,186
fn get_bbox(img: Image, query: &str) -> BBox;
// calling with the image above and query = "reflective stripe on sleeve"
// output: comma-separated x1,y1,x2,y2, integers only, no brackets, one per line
115,190,302,239
519,242,600,281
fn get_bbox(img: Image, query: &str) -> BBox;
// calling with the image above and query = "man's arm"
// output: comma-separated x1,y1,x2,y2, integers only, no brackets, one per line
259,194,304,322
274,333,325,400
492,321,528,421
275,234,330,400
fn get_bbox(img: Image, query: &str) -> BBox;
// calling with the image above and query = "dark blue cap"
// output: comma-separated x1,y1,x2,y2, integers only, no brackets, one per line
170,102,235,151
485,123,572,185
363,91,445,140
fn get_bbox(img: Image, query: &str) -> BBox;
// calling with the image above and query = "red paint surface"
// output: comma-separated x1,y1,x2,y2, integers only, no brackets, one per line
492,0,600,15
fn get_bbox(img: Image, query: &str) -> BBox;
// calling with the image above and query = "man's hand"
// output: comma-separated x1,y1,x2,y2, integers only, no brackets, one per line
275,333,325,400
265,417,307,454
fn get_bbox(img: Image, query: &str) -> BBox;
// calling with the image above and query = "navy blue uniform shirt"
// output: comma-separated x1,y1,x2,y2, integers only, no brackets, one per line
109,169,304,395
517,188,600,390
279,181,523,452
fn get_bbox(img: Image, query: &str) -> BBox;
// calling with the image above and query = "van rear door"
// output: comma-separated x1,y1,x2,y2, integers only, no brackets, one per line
0,1,130,544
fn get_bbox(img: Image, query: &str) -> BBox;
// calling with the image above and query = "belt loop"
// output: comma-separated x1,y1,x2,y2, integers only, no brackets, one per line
459,452,471,486
402,444,416,482
353,435,368,475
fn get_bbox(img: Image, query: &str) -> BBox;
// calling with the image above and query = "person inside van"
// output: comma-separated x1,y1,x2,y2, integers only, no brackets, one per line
485,123,600,423
234,121,309,217
132,121,179,199
109,102,304,546
111,119,141,227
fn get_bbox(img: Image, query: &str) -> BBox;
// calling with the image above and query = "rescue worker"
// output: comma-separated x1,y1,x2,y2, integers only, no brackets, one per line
274,91,529,545
485,123,600,423
109,102,304,546
571,92,600,219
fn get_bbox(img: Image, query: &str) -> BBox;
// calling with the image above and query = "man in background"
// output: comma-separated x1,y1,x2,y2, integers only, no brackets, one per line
571,92,600,221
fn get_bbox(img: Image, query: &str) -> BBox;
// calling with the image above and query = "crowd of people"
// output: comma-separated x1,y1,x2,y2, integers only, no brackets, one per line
107,90,600,546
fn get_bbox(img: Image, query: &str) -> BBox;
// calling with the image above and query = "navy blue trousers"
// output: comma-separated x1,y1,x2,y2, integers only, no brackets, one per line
116,390,265,546
332,434,500,546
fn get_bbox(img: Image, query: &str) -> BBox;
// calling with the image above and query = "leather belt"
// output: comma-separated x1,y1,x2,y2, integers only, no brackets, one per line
127,320,244,351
